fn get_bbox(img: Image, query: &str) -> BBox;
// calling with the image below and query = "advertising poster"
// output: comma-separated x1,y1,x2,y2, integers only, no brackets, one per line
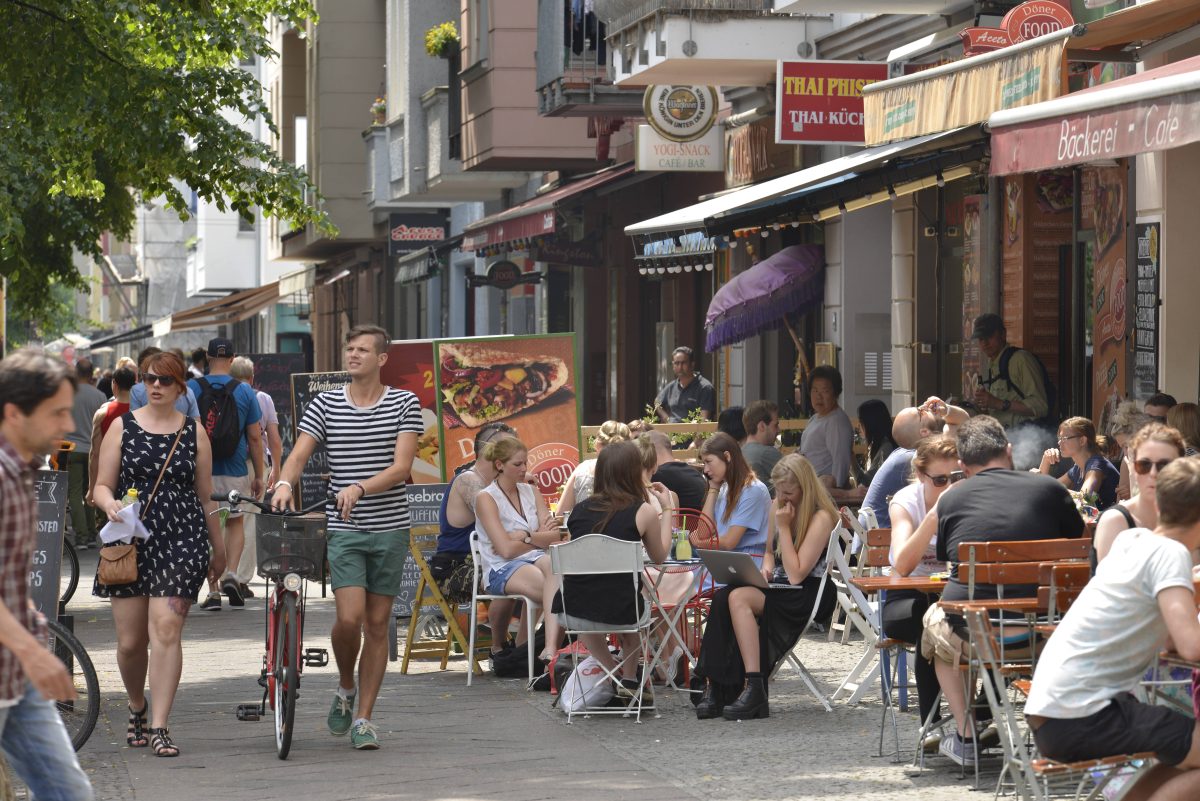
380,340,443,484
961,196,984,401
775,60,887,145
1085,163,1129,430
435,334,580,495
290,371,349,506
1133,217,1161,401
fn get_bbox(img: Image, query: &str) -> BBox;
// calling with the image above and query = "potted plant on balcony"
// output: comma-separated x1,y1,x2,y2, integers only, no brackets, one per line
424,21,459,58
370,96,386,125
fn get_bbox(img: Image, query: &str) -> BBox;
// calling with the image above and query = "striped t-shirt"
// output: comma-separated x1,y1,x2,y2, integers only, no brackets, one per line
297,386,423,532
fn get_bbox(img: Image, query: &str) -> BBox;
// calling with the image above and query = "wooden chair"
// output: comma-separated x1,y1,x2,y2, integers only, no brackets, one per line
1033,562,1090,637
401,527,488,675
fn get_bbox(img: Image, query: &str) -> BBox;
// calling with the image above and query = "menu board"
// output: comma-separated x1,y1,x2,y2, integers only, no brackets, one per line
1083,163,1129,430
379,341,442,484
435,334,581,496
290,371,350,507
961,195,984,400
244,352,306,463
30,471,68,614
390,483,449,617
1133,218,1161,401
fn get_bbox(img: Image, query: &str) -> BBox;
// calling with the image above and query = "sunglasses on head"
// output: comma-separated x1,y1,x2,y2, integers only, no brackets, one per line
1133,458,1174,475
142,373,176,387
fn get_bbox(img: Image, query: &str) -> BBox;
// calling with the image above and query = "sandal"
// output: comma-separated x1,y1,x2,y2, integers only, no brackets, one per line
126,704,149,748
148,728,179,757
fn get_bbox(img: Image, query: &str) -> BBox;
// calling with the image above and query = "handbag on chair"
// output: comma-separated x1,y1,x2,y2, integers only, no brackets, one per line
97,422,185,586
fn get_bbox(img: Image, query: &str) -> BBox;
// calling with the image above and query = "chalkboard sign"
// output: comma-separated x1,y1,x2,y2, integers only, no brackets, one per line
30,471,68,614
245,352,307,462
290,372,349,506
391,483,449,618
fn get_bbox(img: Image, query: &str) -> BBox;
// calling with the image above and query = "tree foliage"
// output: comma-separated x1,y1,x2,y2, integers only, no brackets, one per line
0,0,333,324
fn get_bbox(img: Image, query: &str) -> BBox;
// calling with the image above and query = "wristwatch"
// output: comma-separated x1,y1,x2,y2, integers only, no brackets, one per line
523,534,533,544
1001,399,1012,412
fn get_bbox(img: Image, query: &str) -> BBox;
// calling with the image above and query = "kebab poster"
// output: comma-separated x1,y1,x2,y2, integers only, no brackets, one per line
434,333,581,493
1082,163,1129,430
379,340,442,484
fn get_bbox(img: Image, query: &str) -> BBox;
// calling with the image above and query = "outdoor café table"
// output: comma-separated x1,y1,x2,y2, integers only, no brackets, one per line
642,558,704,694
850,575,948,596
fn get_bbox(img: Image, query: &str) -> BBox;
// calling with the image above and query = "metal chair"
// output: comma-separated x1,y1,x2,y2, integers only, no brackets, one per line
466,532,541,687
549,534,655,723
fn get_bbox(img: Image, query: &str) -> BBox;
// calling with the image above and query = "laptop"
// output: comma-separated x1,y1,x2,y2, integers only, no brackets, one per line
696,549,771,589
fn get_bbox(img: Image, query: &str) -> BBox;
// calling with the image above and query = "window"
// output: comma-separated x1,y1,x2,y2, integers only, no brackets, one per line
469,0,489,66
239,210,257,233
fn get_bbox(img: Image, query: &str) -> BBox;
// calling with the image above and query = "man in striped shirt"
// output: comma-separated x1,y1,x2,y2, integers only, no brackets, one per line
272,325,421,751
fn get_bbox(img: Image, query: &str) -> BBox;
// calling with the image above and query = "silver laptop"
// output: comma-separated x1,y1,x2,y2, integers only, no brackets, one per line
696,549,770,589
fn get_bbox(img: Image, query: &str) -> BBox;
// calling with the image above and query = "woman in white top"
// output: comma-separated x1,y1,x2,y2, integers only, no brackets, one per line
558,420,630,514
882,435,959,731
1093,423,1186,565
474,436,564,660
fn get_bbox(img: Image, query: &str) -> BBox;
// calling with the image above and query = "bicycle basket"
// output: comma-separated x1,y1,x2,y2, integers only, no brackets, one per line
255,515,327,581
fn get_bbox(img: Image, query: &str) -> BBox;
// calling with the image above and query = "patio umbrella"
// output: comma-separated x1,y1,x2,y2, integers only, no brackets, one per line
704,244,825,352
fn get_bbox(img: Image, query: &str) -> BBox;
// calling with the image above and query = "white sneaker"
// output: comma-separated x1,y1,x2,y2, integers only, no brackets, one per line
939,733,977,766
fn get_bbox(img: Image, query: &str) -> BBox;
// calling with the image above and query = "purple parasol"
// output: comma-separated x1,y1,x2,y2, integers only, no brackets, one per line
704,244,825,352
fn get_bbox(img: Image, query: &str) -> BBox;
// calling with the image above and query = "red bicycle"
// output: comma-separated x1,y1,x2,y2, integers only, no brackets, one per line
214,490,330,759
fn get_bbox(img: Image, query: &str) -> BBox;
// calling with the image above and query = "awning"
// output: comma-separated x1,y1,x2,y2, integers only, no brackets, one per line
394,248,439,285
278,266,315,297
989,55,1200,175
461,164,637,252
152,282,281,338
87,324,153,349
705,245,824,352
862,0,1200,146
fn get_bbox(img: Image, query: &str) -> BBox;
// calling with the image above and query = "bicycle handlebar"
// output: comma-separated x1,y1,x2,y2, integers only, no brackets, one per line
211,490,333,517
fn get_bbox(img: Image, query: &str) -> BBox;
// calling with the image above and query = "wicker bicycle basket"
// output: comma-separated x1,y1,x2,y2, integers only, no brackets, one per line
255,514,327,581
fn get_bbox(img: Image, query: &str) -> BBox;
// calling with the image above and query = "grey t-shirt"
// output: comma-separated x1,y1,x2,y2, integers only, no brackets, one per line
799,407,854,488
859,446,915,528
66,384,107,453
742,441,782,494
655,374,716,422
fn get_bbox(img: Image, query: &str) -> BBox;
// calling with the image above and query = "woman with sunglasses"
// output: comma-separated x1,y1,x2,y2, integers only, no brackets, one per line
92,351,225,757
1038,416,1120,511
884,435,960,736
1093,423,1186,565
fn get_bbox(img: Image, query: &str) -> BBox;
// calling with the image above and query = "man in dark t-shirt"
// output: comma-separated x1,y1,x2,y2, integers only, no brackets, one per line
918,415,1084,766
647,431,707,511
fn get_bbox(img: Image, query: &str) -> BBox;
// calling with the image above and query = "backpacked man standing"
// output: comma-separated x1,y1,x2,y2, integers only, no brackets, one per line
0,348,93,800
272,325,422,750
972,313,1050,430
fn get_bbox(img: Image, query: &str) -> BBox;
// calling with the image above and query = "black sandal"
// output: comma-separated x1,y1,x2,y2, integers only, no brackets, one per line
148,727,179,757
126,704,148,748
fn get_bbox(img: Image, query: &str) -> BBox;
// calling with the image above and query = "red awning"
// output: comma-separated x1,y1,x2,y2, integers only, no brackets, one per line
989,55,1200,175
461,164,636,252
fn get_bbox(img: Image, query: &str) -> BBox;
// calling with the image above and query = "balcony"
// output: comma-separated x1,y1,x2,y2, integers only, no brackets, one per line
536,0,644,116
595,0,819,87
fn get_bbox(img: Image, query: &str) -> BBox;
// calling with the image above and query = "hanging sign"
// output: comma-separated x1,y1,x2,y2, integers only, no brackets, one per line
635,125,724,172
468,260,542,290
960,1,1074,56
642,85,719,143
775,60,887,145
387,212,448,258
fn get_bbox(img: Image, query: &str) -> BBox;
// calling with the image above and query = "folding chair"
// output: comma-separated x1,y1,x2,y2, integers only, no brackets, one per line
549,535,655,723
965,608,1156,801
400,527,488,675
827,524,885,705
828,508,868,643
466,531,541,687
768,527,839,712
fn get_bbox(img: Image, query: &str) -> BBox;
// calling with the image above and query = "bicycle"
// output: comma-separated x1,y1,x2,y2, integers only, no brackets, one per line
45,617,100,751
59,538,79,608
214,489,330,760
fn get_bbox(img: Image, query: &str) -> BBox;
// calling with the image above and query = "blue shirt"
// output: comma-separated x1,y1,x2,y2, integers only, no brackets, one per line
186,375,262,477
859,446,914,529
1067,454,1120,511
129,382,200,417
714,479,771,559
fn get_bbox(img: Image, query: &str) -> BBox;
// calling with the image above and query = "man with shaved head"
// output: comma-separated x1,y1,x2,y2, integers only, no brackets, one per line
648,430,708,512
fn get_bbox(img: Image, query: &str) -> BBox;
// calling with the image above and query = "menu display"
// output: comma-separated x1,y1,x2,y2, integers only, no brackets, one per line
1133,218,1161,401
31,471,68,614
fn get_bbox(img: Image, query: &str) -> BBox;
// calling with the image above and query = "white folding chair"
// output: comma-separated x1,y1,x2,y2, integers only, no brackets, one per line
828,508,868,643
466,531,541,687
827,524,884,705
768,528,838,712
549,535,655,723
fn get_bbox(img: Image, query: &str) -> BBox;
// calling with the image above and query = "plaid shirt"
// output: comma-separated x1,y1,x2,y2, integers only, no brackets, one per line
0,431,46,702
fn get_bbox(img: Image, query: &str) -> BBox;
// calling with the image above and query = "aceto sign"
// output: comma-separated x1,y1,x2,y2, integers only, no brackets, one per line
387,212,447,257
642,85,719,143
775,60,887,145
635,124,724,172
960,1,1074,56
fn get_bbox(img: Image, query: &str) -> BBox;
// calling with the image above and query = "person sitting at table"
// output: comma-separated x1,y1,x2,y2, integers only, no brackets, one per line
693,453,838,721
717,406,747,446
854,399,897,489
884,435,959,743
1024,458,1200,801
694,431,770,557
1166,402,1200,457
474,435,565,662
558,420,630,514
1038,416,1120,511
919,416,1084,767
552,441,674,704
1093,423,1185,566
648,430,707,513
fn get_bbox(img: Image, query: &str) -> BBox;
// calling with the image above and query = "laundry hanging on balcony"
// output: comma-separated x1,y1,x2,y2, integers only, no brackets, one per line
704,244,824,352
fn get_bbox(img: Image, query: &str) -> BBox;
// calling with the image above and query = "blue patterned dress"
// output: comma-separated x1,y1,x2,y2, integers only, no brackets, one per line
93,414,209,601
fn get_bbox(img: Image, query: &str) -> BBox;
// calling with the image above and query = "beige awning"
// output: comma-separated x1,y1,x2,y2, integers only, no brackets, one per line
152,283,281,338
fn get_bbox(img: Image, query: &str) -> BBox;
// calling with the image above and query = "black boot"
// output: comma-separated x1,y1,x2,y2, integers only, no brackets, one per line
695,680,724,720
723,673,769,721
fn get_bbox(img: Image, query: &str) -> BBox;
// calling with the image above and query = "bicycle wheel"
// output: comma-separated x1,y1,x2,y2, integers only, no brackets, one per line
273,592,299,759
46,619,99,751
59,539,80,607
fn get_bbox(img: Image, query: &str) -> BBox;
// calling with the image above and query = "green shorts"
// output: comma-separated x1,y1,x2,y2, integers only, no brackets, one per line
326,528,410,596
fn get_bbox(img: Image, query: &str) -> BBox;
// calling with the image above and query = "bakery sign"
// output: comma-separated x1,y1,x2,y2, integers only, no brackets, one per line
960,1,1074,57
387,212,448,258
775,60,888,145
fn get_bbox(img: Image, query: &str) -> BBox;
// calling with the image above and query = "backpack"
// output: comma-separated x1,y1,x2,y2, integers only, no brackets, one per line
196,377,243,460
993,346,1058,429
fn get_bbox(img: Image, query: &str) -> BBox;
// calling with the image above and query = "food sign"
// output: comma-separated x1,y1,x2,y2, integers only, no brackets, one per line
960,1,1074,56
1083,164,1129,430
775,60,887,145
379,340,443,484
435,334,580,494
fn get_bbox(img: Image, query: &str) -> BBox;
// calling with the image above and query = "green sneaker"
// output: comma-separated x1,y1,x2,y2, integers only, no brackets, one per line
350,720,379,750
327,691,355,736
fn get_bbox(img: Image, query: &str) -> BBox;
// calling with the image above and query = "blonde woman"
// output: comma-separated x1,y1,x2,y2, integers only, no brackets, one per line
558,420,631,514
694,453,838,721
1094,423,1186,564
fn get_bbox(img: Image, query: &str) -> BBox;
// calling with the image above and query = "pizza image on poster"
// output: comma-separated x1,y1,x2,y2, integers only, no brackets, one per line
435,334,581,492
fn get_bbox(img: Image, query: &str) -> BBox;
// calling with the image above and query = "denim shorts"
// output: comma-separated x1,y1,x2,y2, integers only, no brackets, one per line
0,684,94,800
486,554,543,595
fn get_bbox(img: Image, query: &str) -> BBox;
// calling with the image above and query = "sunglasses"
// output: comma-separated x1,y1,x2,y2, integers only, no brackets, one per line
142,373,176,387
922,470,964,488
1133,458,1174,476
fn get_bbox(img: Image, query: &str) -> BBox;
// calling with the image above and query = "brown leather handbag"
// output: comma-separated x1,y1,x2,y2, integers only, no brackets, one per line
98,423,185,586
